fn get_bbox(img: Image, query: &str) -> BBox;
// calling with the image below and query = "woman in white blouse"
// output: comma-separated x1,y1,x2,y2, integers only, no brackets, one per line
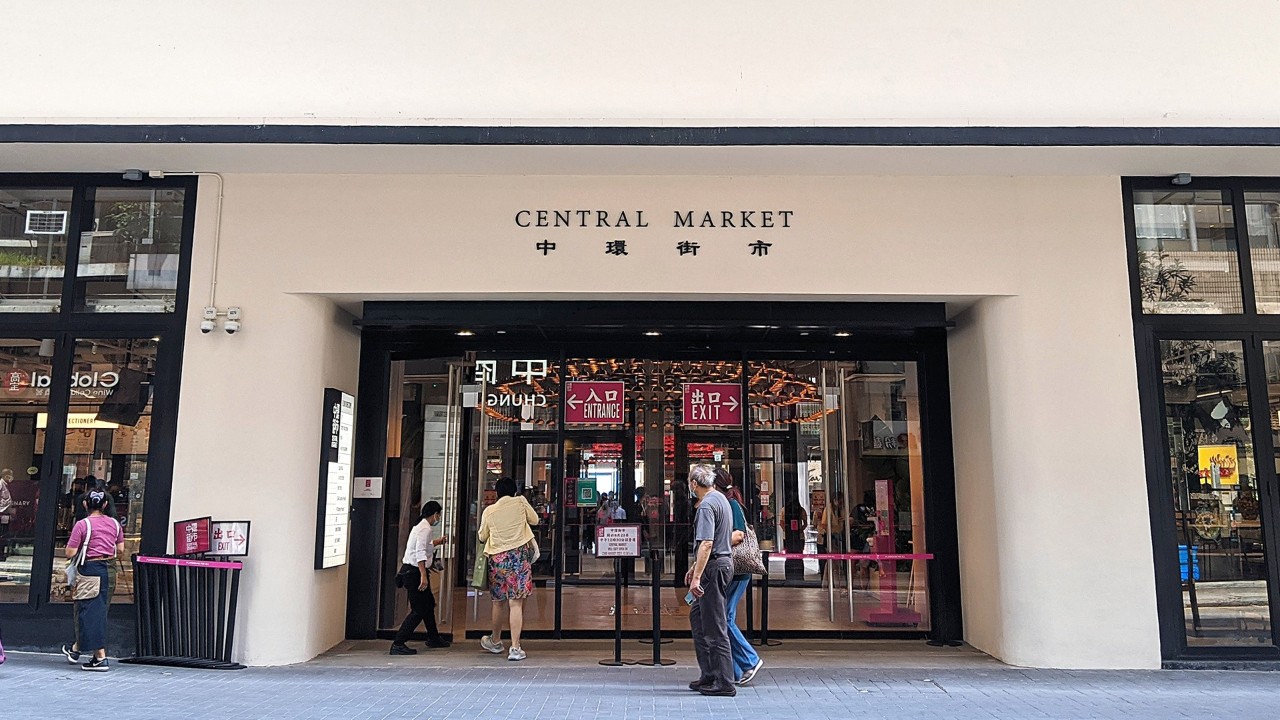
390,501,449,655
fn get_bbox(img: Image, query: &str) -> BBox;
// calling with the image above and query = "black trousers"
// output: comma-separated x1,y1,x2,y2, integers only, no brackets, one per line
393,564,442,644
689,556,735,690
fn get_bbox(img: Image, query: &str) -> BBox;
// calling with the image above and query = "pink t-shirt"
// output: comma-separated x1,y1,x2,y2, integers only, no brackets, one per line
68,515,123,558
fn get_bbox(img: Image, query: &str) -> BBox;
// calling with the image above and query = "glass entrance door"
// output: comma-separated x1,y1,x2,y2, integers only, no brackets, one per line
379,353,941,638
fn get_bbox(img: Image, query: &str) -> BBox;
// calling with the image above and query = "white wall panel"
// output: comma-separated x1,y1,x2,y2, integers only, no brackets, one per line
1,1,1276,126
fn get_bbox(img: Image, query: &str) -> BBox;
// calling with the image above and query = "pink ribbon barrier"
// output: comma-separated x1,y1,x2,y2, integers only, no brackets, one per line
766,552,933,561
137,554,243,571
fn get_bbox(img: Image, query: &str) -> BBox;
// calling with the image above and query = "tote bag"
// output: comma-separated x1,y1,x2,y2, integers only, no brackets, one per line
731,526,768,576
470,539,490,591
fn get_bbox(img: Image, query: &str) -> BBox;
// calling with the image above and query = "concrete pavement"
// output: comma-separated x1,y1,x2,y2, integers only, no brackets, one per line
2,639,1277,719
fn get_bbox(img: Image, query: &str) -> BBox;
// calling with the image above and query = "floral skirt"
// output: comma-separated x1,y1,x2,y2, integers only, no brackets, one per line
488,543,535,601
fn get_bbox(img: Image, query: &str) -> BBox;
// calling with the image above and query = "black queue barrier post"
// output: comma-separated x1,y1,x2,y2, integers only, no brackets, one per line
123,554,246,670
636,547,675,666
600,558,637,666
755,550,781,647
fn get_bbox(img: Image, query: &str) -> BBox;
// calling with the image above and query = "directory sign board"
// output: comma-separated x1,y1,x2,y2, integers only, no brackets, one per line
682,382,743,426
315,388,355,569
565,381,625,424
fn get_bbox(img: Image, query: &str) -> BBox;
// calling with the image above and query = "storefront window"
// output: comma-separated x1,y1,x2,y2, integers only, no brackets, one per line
0,338,56,603
46,338,158,604
0,188,73,313
1159,339,1272,646
1134,190,1242,314
1247,192,1280,313
77,187,186,313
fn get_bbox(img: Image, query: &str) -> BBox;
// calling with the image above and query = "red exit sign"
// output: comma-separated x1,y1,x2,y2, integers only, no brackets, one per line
683,383,742,426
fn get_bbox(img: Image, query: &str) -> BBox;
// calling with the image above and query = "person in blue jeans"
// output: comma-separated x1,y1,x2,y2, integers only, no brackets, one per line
714,469,764,686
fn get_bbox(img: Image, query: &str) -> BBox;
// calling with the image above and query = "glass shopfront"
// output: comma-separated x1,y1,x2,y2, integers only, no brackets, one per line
0,175,194,648
353,303,961,643
1128,178,1280,660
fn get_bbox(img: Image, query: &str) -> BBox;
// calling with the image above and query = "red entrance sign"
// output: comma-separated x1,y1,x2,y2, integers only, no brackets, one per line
565,381,626,424
682,382,742,426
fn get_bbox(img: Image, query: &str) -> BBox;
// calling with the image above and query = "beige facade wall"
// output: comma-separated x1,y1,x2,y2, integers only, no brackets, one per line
167,172,1158,667
3,1,1278,127
947,176,1159,667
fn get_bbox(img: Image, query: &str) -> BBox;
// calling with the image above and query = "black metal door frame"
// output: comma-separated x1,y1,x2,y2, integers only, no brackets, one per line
348,301,963,643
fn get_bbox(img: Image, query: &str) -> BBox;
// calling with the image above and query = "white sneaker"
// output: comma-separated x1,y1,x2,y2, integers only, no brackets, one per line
737,658,764,685
508,646,526,662
480,635,505,654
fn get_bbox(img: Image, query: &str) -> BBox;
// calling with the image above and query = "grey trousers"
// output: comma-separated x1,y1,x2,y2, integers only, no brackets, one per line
690,556,734,689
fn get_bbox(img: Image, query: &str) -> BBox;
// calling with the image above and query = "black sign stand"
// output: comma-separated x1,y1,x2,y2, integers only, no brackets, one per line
599,558,637,667
636,548,676,666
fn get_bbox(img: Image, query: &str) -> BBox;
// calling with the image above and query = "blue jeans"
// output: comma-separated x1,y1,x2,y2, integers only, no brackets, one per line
725,575,759,679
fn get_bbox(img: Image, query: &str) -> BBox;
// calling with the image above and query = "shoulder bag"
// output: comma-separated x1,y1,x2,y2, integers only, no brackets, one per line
731,525,768,576
64,518,102,601
470,538,490,591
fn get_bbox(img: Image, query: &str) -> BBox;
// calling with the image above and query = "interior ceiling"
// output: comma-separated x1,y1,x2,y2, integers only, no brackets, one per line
2,143,1280,176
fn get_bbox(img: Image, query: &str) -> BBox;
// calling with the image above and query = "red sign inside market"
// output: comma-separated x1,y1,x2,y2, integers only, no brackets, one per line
565,381,626,424
682,383,743,426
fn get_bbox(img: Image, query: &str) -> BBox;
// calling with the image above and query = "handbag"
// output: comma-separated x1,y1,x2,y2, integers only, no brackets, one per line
470,539,490,591
59,518,102,601
731,525,768,576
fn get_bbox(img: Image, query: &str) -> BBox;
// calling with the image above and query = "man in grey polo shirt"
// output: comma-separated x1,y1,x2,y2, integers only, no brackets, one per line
685,463,736,697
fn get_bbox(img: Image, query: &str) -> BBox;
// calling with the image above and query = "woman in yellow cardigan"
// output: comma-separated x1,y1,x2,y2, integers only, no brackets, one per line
478,476,539,661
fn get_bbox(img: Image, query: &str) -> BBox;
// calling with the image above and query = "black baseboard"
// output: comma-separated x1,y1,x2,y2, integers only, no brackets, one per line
0,602,134,654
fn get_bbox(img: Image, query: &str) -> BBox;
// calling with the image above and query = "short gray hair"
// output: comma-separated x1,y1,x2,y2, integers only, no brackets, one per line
689,464,716,488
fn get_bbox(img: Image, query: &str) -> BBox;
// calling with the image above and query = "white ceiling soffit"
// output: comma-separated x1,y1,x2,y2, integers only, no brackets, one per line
2,143,1280,176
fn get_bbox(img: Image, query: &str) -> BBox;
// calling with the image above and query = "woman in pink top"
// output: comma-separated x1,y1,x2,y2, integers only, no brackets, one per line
63,490,123,671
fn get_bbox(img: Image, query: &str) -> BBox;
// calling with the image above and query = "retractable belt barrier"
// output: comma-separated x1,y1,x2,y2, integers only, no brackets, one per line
123,554,246,670
754,551,936,647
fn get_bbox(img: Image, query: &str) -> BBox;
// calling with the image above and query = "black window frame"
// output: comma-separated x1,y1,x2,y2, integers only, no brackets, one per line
1126,176,1280,661
0,173,196,614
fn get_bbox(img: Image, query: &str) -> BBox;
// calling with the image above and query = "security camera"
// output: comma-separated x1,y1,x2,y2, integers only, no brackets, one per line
223,319,241,335
200,306,218,334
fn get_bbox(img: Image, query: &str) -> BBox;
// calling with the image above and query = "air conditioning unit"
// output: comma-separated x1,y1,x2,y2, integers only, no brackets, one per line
25,210,68,235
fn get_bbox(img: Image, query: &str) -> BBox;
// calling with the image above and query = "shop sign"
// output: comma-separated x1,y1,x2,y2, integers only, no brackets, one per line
315,388,355,570
595,524,642,558
1198,444,1238,486
210,520,251,557
682,383,742,426
513,208,794,259
353,476,383,499
174,516,212,555
6,369,120,398
36,412,119,429
565,381,625,424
